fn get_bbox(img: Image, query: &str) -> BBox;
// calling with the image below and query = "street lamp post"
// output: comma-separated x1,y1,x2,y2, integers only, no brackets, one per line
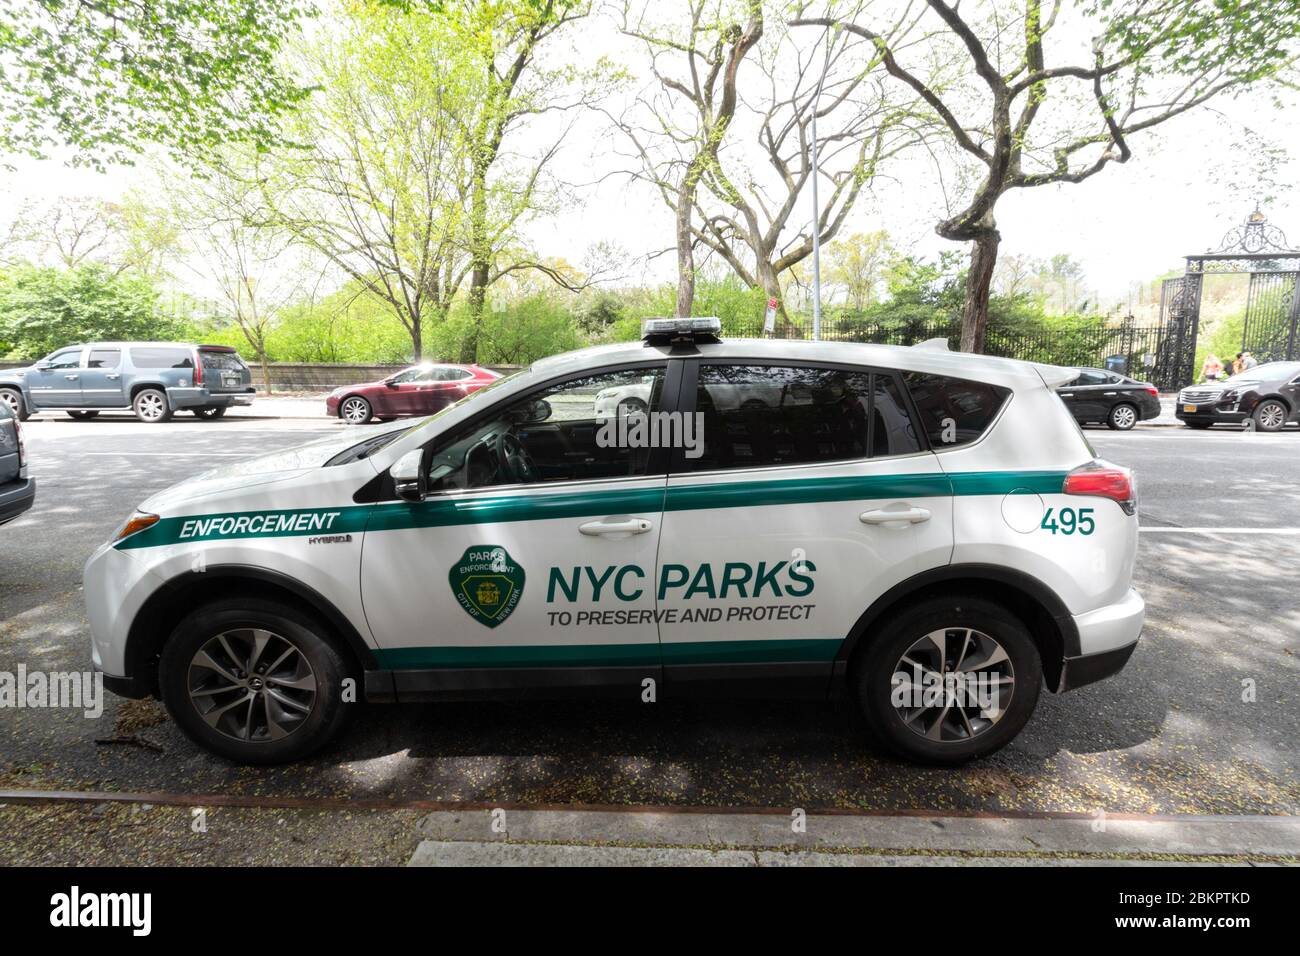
809,26,833,341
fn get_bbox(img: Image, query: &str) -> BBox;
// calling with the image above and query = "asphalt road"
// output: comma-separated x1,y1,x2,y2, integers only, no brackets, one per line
1,407,1297,815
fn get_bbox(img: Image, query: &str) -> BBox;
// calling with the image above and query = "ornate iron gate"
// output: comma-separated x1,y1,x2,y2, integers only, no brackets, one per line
1243,271,1300,363
1153,274,1203,390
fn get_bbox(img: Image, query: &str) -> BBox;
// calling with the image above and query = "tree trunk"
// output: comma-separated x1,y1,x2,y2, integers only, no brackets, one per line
411,313,423,362
462,161,490,362
960,228,1000,353
756,259,790,334
259,353,273,396
675,177,695,317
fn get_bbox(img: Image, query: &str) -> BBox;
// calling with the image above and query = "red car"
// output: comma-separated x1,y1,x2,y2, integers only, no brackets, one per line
326,363,501,424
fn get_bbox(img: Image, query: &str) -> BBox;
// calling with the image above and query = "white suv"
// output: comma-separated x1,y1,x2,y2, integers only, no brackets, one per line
85,322,1143,765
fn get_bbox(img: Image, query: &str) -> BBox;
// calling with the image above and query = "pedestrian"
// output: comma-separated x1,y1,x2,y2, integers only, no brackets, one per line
1233,352,1245,375
1243,351,1258,370
1201,353,1223,382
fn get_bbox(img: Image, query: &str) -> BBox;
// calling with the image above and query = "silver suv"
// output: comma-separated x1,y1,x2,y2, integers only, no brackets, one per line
0,342,255,422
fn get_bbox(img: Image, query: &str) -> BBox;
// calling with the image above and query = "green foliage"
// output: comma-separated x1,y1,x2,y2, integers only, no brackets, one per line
474,296,581,365
0,265,177,359
0,0,314,167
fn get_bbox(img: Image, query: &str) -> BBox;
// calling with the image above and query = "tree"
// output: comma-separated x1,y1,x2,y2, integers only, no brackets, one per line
170,162,318,394
251,4,476,361
14,195,179,278
0,264,172,358
794,0,1300,352
0,0,312,167
440,0,609,361
612,0,764,317
826,230,892,309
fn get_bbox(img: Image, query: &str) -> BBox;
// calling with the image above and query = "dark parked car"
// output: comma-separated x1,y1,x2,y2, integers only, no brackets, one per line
326,363,500,424
1176,361,1300,431
1055,367,1162,430
0,342,255,422
0,398,34,526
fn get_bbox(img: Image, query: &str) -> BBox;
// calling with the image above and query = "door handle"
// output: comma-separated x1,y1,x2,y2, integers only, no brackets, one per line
106,373,120,380
1103,391,1116,396
1059,393,1073,399
579,516,654,537
64,374,79,381
860,507,931,526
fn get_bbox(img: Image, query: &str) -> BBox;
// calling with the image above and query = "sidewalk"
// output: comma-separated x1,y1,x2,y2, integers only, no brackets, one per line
407,808,1300,867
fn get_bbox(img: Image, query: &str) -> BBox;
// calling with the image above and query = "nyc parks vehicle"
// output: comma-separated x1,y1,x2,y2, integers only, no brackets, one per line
326,363,500,424
1055,367,1161,430
0,397,34,526
84,319,1144,765
0,342,255,422
1176,361,1300,431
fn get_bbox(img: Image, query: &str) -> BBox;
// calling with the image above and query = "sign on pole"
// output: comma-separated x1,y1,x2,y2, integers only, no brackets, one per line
763,297,777,335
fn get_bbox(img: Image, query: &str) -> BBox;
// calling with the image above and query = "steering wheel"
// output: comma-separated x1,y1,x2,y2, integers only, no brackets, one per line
495,432,538,483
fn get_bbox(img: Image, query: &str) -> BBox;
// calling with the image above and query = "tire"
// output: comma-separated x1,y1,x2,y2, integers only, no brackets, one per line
339,395,372,424
1252,399,1288,433
1106,403,1138,430
1183,420,1213,429
192,406,227,419
66,410,100,420
158,597,356,764
132,388,172,423
0,388,28,421
853,596,1042,765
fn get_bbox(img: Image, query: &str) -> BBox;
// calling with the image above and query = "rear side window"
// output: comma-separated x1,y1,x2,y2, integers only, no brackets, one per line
199,349,246,372
87,348,120,369
686,364,920,472
903,372,1010,449
131,347,193,369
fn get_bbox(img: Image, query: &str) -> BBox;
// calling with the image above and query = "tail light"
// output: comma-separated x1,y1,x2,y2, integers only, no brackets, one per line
193,349,204,386
1144,386,1158,397
14,418,25,469
1064,460,1136,515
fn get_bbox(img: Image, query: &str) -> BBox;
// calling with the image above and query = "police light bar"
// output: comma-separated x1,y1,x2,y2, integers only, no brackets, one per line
641,316,723,342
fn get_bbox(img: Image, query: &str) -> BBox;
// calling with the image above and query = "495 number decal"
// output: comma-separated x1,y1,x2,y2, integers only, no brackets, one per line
1041,507,1095,535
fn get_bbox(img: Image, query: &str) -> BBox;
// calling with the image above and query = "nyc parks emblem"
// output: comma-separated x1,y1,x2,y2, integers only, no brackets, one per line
449,545,525,628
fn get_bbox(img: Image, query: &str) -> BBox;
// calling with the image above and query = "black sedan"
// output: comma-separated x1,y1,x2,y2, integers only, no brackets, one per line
1176,361,1300,431
1055,368,1162,430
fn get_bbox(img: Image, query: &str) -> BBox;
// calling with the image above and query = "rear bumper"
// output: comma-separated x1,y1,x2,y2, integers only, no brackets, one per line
0,476,35,525
1057,587,1143,692
166,386,255,409
1058,640,1138,692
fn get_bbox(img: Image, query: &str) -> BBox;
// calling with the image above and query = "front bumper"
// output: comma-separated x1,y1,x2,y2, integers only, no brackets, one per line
0,476,35,525
166,386,255,409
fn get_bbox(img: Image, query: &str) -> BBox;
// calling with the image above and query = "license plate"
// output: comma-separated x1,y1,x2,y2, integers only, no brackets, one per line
223,374,240,387
1183,404,1197,413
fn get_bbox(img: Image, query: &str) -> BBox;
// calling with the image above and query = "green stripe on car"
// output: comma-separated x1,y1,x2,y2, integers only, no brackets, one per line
116,469,1071,550
372,637,843,670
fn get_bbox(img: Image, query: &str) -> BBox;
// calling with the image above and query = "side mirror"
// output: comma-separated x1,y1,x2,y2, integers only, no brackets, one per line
34,360,52,371
515,398,551,424
391,449,426,502
385,377,400,388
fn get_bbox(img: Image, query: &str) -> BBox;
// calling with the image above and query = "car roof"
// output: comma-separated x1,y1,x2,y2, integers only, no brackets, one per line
61,341,205,349
530,337,1070,388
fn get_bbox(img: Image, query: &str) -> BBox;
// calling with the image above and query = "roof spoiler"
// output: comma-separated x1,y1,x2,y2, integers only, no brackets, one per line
912,337,949,351
1033,363,1078,388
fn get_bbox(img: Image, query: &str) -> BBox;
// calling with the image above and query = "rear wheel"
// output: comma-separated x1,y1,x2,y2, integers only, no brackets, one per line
1253,399,1288,432
853,596,1041,764
158,598,355,764
1107,403,1138,430
66,410,100,420
132,388,172,423
0,388,27,421
192,406,227,419
339,395,372,424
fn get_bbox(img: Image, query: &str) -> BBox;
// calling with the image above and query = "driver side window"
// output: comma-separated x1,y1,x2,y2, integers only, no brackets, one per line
425,366,667,493
45,348,82,370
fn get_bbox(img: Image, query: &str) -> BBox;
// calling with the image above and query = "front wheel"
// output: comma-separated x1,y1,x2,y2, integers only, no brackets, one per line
339,396,372,424
66,410,100,420
132,388,172,423
853,596,1041,765
192,406,227,419
1253,399,1288,432
0,388,28,421
1107,403,1138,430
158,598,355,764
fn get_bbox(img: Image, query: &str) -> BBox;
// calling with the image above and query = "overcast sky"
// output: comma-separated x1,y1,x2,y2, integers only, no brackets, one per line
2,3,1296,310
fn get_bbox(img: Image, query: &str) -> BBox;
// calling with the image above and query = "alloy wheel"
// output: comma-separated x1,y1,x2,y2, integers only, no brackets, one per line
136,392,165,421
0,391,19,417
1258,402,1286,430
1111,405,1137,429
341,397,370,423
186,628,318,743
890,627,1015,743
